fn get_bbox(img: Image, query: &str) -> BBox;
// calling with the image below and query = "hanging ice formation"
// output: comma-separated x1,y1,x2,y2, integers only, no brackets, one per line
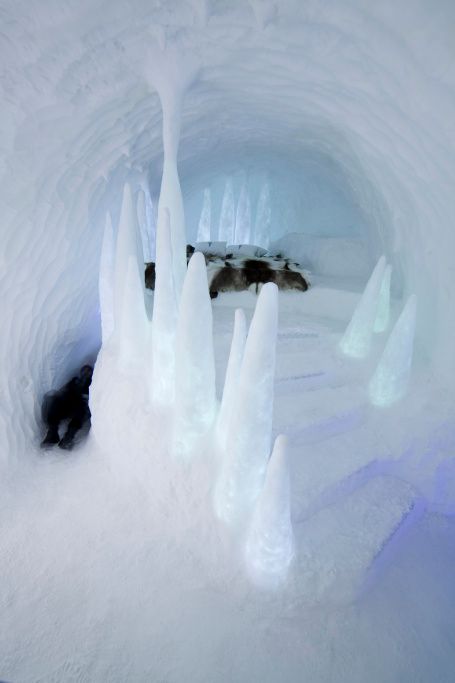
235,180,251,245
374,264,392,333
99,212,115,346
254,180,271,249
218,178,235,243
339,255,387,358
172,252,217,460
216,308,248,452
196,188,211,243
245,435,295,588
369,294,417,406
214,282,279,526
149,208,178,406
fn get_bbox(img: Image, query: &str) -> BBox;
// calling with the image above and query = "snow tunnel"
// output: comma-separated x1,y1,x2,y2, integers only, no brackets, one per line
1,1,455,680
2,1,455,463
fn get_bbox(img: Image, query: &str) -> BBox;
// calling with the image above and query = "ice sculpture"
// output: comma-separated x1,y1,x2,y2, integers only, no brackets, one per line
245,434,294,588
117,254,148,369
136,186,155,263
196,188,211,243
216,308,248,451
149,208,178,405
99,212,115,346
254,181,271,249
113,184,144,332
369,294,417,406
218,178,235,243
374,264,392,333
172,252,217,459
214,283,278,525
235,181,251,244
339,255,386,358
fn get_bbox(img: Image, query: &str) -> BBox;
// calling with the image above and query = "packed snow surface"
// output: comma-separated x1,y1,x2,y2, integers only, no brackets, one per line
2,287,455,682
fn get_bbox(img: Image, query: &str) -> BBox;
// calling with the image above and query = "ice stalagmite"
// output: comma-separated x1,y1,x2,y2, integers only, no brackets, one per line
150,208,178,406
245,435,295,588
216,308,247,451
369,294,417,407
254,181,271,249
214,282,278,525
339,255,386,358
117,254,148,369
218,178,235,243
197,188,211,243
99,212,115,346
113,183,145,338
374,264,392,333
235,181,251,245
172,252,216,460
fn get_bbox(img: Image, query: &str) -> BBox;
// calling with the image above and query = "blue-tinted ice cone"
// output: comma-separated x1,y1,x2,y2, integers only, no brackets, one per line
369,294,417,406
374,264,392,333
339,255,386,358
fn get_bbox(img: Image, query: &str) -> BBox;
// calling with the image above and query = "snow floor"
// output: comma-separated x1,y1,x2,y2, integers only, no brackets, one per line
1,285,455,682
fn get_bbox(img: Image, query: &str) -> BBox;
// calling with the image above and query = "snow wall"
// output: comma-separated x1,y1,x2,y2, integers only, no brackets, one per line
1,0,455,460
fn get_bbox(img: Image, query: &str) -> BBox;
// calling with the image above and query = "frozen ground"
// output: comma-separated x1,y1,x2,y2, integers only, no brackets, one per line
1,285,455,683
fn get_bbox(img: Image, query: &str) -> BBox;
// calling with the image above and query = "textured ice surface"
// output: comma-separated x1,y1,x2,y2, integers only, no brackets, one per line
196,187,211,243
218,178,235,243
369,294,417,407
339,256,386,358
245,435,295,588
215,283,278,524
172,252,216,459
98,212,115,346
216,308,247,451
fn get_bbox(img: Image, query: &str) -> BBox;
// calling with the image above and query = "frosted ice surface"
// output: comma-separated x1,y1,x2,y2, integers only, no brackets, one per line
214,283,278,525
339,255,386,358
172,251,216,459
157,160,187,301
218,178,235,243
374,264,392,333
295,476,416,602
196,187,211,243
369,294,417,407
234,181,251,245
150,208,178,406
98,212,115,346
253,181,271,249
216,308,247,451
117,254,148,369
245,435,295,588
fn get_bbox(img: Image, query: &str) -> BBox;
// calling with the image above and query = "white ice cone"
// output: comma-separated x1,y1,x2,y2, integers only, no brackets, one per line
99,212,115,346
196,187,211,243
218,178,235,243
150,208,178,406
235,181,251,244
113,182,145,338
157,160,187,302
214,282,278,525
339,255,387,358
216,308,247,451
369,294,417,407
245,435,295,588
118,255,148,370
172,252,217,460
374,264,392,333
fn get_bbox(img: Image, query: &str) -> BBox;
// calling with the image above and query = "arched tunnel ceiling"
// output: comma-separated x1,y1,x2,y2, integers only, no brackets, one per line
1,0,455,455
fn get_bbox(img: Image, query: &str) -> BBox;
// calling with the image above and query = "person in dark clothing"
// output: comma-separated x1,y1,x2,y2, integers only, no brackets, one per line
40,365,93,450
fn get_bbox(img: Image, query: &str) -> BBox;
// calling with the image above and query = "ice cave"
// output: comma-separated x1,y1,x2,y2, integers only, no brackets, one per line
1,1,455,681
